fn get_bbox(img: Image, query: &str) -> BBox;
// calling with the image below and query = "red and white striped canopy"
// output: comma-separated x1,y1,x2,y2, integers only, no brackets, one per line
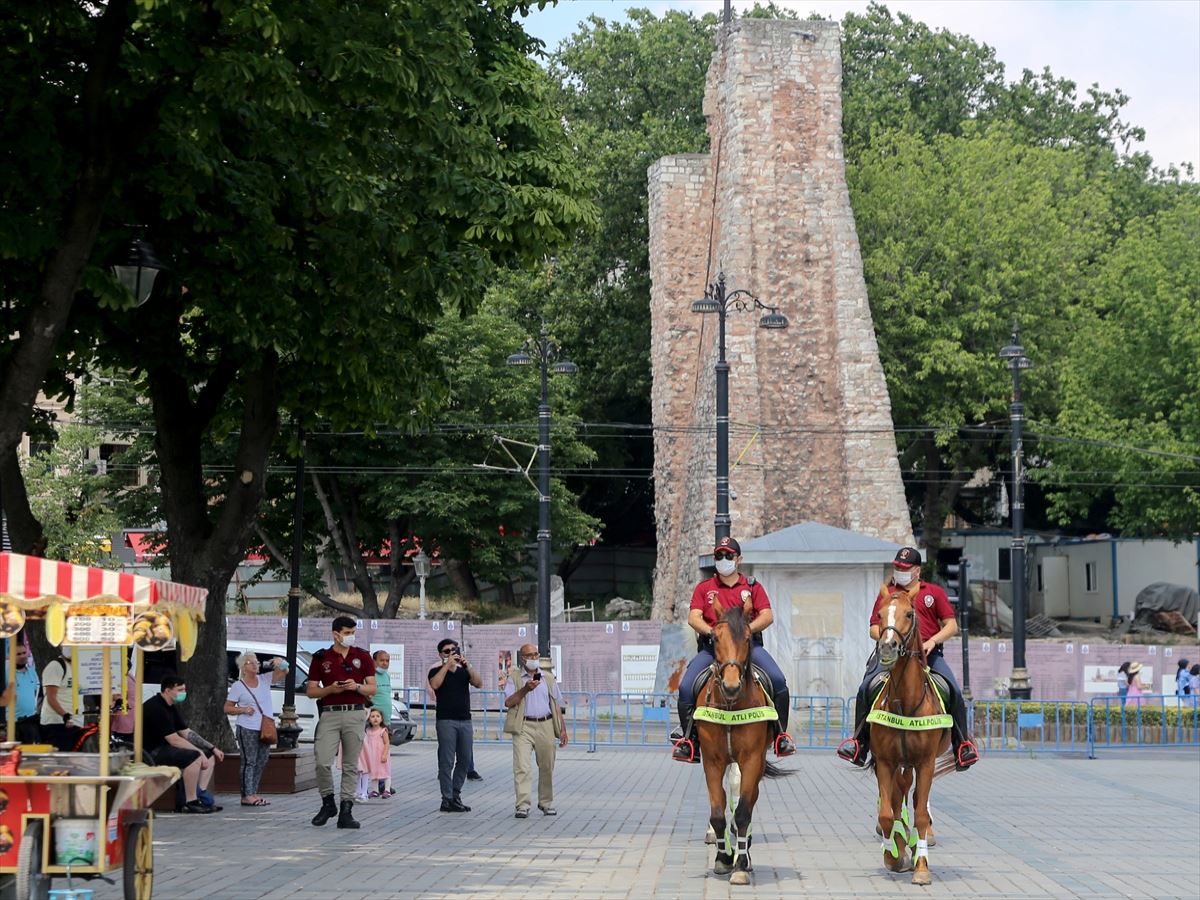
0,552,207,613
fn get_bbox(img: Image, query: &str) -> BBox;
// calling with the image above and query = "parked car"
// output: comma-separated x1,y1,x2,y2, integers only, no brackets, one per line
138,640,414,745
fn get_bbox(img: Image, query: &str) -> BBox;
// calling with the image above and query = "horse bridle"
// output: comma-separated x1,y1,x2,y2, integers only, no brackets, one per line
876,603,919,668
709,622,750,703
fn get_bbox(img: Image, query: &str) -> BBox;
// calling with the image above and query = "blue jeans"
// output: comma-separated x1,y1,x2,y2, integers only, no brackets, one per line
435,719,473,801
678,646,789,706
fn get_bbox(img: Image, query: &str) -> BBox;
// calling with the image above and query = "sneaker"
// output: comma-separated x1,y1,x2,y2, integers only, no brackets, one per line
387,788,397,797
538,805,557,816
514,807,530,819
355,794,369,802
368,791,380,798
441,798,466,813
466,770,483,782
181,800,214,815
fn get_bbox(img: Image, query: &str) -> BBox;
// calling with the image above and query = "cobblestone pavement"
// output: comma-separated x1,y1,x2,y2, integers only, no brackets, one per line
76,744,1197,900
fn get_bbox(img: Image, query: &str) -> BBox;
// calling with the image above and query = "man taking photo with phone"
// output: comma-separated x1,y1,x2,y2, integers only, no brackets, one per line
503,644,567,819
308,616,376,829
428,638,482,812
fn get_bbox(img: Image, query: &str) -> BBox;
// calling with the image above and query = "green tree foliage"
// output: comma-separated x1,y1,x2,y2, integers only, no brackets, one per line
544,8,716,539
1039,194,1200,537
1,0,594,743
375,273,601,593
19,426,123,567
850,127,1115,547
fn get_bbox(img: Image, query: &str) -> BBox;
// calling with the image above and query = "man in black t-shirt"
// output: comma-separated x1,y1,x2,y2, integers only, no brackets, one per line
143,675,223,814
428,638,482,812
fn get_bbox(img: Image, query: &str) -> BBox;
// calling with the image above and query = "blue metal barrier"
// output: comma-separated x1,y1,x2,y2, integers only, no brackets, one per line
396,688,1198,757
789,695,850,748
967,699,1090,754
1087,694,1200,758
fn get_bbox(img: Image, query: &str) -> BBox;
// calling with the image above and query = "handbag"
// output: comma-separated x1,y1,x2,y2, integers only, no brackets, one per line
242,680,277,746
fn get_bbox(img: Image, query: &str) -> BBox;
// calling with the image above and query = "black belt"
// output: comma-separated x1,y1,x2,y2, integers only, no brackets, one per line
524,714,552,722
321,704,364,713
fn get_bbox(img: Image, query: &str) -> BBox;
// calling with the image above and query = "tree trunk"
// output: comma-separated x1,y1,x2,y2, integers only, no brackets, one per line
443,559,479,602
0,0,133,460
152,353,281,750
920,444,970,571
312,474,380,617
381,518,414,618
0,447,44,554
496,579,516,607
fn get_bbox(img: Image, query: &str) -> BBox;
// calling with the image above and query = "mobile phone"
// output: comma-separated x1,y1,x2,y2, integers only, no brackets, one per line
532,670,542,682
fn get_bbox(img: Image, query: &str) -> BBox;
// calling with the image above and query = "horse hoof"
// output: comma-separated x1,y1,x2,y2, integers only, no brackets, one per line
875,824,884,837
705,827,717,845
928,831,937,848
913,869,932,885
730,871,751,886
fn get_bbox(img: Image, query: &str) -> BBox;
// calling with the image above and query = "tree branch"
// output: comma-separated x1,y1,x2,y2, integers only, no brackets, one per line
253,524,362,616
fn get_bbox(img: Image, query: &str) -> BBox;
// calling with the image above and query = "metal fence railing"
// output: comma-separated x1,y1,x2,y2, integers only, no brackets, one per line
393,689,1200,757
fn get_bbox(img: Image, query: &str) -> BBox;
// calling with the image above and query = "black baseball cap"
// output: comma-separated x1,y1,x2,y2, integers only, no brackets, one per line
893,547,922,569
714,536,741,555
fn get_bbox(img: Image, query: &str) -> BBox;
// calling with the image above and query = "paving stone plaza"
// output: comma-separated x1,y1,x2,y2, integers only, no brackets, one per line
76,744,1199,899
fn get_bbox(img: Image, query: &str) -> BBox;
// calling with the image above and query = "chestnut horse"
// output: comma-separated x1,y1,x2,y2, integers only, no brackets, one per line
696,604,787,886
869,588,952,885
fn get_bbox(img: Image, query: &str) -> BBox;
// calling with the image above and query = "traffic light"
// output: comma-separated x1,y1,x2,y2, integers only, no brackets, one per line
945,559,969,614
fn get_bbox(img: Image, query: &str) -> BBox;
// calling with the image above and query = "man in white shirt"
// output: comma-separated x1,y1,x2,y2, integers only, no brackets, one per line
40,649,80,751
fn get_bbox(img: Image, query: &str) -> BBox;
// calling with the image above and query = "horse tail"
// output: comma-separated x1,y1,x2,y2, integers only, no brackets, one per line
763,760,792,778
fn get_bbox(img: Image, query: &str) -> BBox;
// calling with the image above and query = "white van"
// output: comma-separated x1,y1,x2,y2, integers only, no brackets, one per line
139,640,414,745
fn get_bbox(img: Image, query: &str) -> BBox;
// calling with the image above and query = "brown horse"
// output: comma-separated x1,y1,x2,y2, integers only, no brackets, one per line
869,588,951,886
696,604,786,886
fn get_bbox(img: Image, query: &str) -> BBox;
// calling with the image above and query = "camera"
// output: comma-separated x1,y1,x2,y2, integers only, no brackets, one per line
532,670,542,682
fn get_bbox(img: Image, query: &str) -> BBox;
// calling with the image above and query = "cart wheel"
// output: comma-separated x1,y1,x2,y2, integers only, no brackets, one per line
15,820,51,900
123,821,153,900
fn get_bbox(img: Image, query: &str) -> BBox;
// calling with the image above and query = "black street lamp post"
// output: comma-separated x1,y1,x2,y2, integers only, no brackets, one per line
277,425,305,750
692,272,788,544
999,323,1033,700
507,325,577,662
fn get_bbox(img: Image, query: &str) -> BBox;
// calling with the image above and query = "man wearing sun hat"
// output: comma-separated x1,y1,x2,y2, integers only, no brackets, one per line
836,546,979,770
669,536,797,763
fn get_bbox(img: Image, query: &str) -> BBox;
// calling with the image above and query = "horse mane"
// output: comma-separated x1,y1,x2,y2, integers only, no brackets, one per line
716,602,750,644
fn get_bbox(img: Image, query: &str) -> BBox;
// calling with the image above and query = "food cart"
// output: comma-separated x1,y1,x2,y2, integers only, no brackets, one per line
0,551,207,900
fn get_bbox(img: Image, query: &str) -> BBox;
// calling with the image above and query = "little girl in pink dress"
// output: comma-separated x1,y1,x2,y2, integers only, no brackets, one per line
356,708,392,800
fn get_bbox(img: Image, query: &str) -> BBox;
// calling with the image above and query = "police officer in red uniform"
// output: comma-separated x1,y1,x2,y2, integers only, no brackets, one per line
836,547,979,770
308,616,377,828
670,537,796,763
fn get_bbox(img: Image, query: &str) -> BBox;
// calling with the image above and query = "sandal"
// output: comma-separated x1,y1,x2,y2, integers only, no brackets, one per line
240,798,270,806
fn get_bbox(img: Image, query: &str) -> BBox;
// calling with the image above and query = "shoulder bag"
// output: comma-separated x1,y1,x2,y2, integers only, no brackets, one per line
242,680,277,746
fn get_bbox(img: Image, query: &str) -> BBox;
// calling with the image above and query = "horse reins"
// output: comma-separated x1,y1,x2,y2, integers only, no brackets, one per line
877,605,934,719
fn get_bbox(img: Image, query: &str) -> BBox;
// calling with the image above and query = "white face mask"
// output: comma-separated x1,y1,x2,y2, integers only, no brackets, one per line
714,558,737,577
524,658,540,672
893,569,915,587
338,632,356,647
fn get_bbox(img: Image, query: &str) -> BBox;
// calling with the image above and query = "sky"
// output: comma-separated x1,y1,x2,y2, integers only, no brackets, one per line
519,0,1200,174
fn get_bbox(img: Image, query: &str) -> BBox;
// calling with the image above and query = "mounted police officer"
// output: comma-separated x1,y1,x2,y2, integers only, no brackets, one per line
836,547,979,770
670,536,796,763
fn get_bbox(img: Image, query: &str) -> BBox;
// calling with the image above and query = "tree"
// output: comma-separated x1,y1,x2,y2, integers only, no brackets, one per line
19,425,123,567
544,8,716,542
850,127,1116,554
1039,193,1200,537
3,0,594,745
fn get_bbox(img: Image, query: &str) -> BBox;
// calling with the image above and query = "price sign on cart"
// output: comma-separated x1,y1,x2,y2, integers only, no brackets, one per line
64,603,134,646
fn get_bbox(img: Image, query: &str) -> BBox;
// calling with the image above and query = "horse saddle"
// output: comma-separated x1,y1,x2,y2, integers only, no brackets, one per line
868,669,952,710
692,664,774,702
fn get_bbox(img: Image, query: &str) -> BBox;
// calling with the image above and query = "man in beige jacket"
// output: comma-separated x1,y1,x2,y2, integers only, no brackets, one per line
503,644,568,818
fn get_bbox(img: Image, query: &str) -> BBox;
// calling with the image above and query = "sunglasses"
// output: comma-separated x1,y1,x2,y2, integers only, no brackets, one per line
440,647,460,656
714,551,736,561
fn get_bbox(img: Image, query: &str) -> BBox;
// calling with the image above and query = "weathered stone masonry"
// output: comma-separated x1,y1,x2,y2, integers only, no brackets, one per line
649,20,911,620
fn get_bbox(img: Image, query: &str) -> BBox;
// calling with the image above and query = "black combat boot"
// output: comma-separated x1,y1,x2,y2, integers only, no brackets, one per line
835,687,870,766
671,701,699,763
948,688,979,770
337,799,360,829
773,690,797,756
311,794,337,826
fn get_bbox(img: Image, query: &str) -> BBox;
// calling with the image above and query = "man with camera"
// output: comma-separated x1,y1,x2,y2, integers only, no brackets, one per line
308,616,376,829
503,644,567,818
428,638,482,812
